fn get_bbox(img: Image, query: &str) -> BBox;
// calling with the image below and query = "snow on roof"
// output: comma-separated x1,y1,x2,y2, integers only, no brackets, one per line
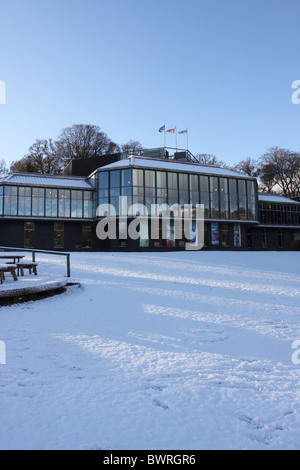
2,173,93,189
98,156,253,179
259,193,300,205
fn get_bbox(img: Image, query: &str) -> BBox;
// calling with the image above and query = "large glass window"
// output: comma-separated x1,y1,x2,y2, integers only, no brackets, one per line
71,190,83,218
168,172,178,206
144,170,155,214
110,170,120,215
132,169,145,214
189,174,199,208
247,180,256,220
83,191,93,218
156,171,167,214
199,176,209,218
18,187,32,216
32,188,45,217
220,178,229,219
238,180,247,220
24,221,35,248
4,186,17,215
179,173,189,207
46,188,58,217
210,177,219,218
121,169,132,216
59,189,71,218
229,179,238,219
98,171,109,216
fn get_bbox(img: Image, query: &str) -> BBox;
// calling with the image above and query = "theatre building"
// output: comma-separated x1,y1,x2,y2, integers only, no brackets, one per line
0,148,299,251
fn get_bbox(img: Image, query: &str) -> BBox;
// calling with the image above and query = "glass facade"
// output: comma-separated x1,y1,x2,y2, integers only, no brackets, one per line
259,202,300,226
97,168,258,222
0,185,93,219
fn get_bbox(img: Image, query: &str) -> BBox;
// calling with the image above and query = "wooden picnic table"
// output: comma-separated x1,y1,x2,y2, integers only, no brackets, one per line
0,264,18,284
0,255,25,263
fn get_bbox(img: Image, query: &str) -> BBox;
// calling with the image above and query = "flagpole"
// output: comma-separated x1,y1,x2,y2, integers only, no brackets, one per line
175,126,177,153
186,128,188,153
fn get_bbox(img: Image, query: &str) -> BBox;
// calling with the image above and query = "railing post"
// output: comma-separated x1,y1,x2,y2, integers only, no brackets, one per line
66,254,71,278
32,250,35,262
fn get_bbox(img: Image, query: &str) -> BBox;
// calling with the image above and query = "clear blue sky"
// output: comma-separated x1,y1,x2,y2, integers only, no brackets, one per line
0,0,300,168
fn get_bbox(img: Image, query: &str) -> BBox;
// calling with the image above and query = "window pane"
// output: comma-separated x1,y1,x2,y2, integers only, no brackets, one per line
157,171,166,188
110,170,120,188
4,186,18,215
220,178,229,219
99,171,109,188
121,169,132,187
32,188,45,216
199,176,209,218
46,189,57,217
247,180,256,220
145,170,155,187
132,169,144,186
210,177,219,218
168,172,178,189
84,191,93,218
71,190,83,218
59,189,70,218
189,174,198,192
238,180,247,220
229,179,238,219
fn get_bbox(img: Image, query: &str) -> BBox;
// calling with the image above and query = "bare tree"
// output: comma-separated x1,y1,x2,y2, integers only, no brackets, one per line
0,159,8,177
232,157,259,177
195,153,229,168
55,124,120,167
10,139,62,174
121,140,143,155
258,147,300,198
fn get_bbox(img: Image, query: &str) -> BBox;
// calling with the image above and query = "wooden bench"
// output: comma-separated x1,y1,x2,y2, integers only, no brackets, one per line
0,264,18,284
15,262,38,276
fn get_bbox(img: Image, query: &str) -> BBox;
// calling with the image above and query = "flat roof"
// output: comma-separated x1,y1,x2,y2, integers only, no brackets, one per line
1,173,93,189
258,193,300,205
97,156,255,179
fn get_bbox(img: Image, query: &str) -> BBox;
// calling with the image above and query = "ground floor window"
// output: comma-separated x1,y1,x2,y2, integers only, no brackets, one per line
246,229,252,248
221,224,229,247
139,219,149,247
118,220,127,247
54,223,64,249
152,219,162,247
262,229,268,249
234,224,241,247
211,222,220,246
82,224,91,248
203,223,208,247
24,221,35,248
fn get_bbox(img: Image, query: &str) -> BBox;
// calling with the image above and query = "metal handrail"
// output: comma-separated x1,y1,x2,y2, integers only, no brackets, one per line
0,246,71,277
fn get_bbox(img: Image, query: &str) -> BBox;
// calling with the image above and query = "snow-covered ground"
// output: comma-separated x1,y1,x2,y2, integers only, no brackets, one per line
0,251,300,450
